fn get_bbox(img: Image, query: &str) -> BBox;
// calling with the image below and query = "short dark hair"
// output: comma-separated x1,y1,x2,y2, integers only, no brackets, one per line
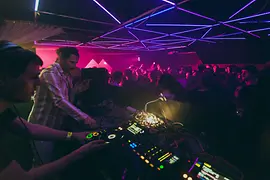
56,47,79,60
0,41,43,78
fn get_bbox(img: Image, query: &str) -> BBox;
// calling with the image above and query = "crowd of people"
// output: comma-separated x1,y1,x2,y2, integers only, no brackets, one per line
1,40,270,179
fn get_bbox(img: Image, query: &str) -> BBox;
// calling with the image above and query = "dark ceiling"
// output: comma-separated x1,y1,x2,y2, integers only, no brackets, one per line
0,0,269,55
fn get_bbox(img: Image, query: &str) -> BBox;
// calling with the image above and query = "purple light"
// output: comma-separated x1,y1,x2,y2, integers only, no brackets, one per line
176,7,216,22
150,39,193,48
249,27,270,33
222,23,260,38
100,27,124,38
92,0,121,24
92,40,130,43
142,35,169,42
128,30,148,49
171,34,216,44
146,23,212,27
239,20,270,24
162,0,175,5
188,158,199,173
188,40,196,46
151,39,185,42
108,40,140,49
101,37,135,41
229,0,256,19
127,27,167,35
204,37,246,40
225,12,270,24
126,7,174,27
202,28,212,38
173,24,218,35
212,32,243,38
188,28,212,46
154,46,186,51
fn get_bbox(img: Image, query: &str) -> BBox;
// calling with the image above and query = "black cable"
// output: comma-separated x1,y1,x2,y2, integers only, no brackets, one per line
12,105,44,165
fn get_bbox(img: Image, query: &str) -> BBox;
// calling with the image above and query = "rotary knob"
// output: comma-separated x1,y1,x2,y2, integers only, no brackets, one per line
108,134,116,140
93,132,99,137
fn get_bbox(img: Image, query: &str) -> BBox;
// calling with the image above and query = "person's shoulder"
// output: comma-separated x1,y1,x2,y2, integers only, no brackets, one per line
40,64,61,78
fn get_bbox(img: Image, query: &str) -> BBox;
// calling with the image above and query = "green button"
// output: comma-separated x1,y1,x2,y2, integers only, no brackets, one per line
159,165,164,169
86,133,93,139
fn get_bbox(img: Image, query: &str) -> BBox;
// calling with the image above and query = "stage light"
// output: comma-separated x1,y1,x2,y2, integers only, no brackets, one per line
249,27,270,33
100,27,124,38
162,0,175,5
138,57,141,61
92,0,121,24
213,32,242,38
239,20,270,24
128,30,147,49
126,7,174,27
127,27,167,35
34,0,40,11
229,0,256,19
204,37,246,40
176,7,216,22
173,25,218,35
188,27,212,46
224,12,270,24
146,24,211,27
222,23,260,38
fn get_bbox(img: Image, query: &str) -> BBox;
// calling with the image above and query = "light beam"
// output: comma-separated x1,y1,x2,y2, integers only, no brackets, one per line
229,0,256,19
92,0,121,24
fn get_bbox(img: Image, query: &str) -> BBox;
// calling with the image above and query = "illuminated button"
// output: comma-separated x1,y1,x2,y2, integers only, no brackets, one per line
128,140,131,143
183,174,188,178
118,127,123,130
108,134,116,139
204,163,211,168
93,132,99,136
150,164,154,168
157,168,160,171
159,165,164,169
187,177,192,180
86,133,93,139
140,156,145,160
145,160,149,164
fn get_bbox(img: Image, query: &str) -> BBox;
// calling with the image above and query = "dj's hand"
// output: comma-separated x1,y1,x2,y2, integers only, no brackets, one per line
72,132,91,143
77,140,107,156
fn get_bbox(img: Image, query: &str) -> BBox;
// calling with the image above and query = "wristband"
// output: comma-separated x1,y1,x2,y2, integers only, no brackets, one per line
66,132,73,140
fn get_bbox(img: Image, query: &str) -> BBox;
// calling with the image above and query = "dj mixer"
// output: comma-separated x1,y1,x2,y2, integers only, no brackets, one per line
85,111,243,180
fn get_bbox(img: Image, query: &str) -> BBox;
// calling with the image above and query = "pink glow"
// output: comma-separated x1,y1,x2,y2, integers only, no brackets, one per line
85,59,99,68
36,45,139,71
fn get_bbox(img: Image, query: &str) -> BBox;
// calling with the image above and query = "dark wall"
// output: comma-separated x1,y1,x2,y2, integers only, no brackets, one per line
193,39,270,64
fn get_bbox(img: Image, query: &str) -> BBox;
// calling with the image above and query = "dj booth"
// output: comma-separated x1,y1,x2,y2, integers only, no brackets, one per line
83,110,244,180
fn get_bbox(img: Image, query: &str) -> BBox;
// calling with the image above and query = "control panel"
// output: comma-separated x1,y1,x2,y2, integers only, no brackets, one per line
181,156,242,180
123,123,180,172
86,127,124,142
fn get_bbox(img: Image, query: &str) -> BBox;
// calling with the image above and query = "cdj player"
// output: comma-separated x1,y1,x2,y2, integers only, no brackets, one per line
85,111,243,180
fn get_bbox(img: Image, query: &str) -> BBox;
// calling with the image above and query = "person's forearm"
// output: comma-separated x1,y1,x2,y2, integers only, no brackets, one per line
28,123,68,141
28,148,83,179
55,98,89,122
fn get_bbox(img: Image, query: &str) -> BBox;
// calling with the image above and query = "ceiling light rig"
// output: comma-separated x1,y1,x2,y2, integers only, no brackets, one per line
40,0,269,51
